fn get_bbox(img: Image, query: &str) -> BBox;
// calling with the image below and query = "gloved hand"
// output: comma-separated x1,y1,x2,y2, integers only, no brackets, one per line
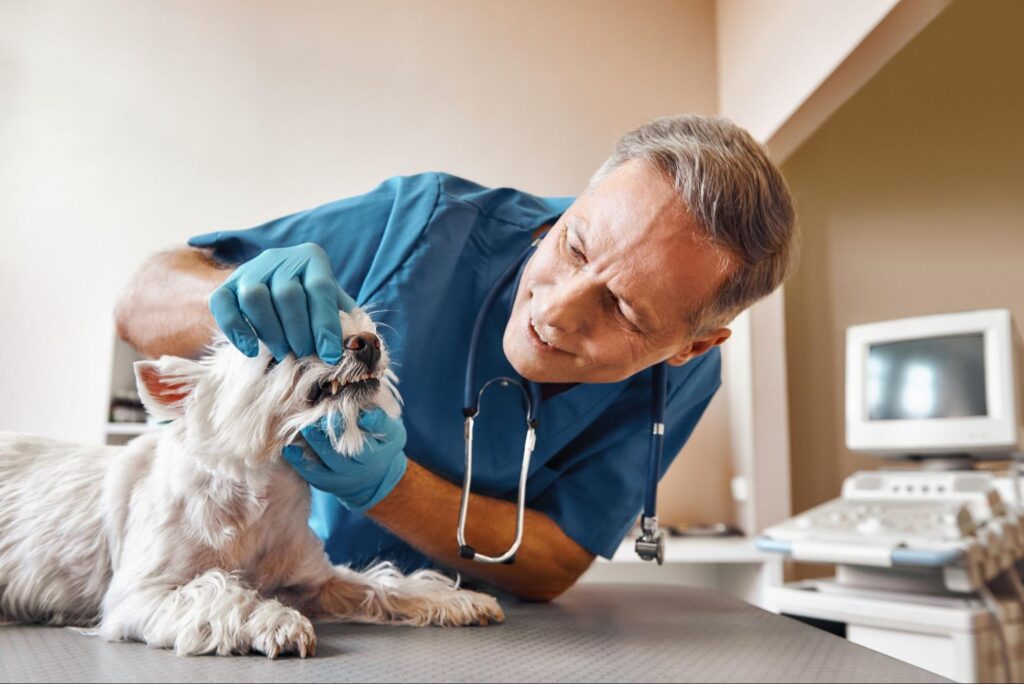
203,242,357,364
283,408,408,513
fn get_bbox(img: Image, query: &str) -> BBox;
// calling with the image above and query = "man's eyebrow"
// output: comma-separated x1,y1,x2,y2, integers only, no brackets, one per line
569,222,656,334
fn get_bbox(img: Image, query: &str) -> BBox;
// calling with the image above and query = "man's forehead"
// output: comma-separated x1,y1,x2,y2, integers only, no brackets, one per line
583,164,685,230
575,161,708,255
568,164,734,334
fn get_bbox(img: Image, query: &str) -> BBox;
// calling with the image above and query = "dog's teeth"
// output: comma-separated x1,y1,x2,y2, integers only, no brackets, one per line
333,372,378,387
330,379,340,395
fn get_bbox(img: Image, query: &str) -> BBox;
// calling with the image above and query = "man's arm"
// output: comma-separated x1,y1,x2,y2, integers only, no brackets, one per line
368,459,596,602
115,248,231,359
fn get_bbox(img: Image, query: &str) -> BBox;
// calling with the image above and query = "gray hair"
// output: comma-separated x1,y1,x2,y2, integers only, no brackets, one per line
589,115,798,338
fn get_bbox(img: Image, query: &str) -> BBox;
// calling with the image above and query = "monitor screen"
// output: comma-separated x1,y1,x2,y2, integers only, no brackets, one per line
866,333,987,421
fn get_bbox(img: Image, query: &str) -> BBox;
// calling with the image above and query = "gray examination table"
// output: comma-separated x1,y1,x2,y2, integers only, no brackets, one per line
0,584,948,683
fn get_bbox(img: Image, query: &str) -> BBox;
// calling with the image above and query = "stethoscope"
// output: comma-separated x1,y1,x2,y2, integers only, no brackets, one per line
457,234,669,565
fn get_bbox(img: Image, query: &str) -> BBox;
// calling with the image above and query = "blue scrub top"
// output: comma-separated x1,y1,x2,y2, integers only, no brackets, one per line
189,172,721,571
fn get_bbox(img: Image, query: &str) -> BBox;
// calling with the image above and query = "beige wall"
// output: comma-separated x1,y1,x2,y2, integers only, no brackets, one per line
660,369,737,527
0,0,729,527
782,0,1024,516
711,0,943,534
715,0,899,143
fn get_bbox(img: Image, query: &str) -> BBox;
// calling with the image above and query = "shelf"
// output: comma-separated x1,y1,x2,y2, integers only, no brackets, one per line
602,536,771,565
582,536,782,609
767,582,991,633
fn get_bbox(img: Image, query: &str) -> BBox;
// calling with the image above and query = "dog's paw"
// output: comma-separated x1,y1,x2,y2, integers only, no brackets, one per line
432,589,505,627
249,606,317,659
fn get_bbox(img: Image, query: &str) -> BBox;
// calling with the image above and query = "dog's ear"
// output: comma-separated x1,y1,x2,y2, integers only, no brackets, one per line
133,357,203,421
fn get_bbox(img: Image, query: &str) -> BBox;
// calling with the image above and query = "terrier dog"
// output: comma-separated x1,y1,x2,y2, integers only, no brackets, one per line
0,307,503,657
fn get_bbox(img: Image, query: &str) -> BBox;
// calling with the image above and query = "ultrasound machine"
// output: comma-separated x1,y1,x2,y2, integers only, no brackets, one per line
758,309,1024,683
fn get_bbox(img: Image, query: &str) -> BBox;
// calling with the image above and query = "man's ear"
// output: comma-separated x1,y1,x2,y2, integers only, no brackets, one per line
133,357,203,421
666,327,732,367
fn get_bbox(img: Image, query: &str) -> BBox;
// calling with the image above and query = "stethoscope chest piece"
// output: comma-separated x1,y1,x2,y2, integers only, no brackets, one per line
635,514,666,565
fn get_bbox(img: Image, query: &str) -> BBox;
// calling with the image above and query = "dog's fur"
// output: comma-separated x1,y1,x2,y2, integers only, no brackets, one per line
0,307,502,657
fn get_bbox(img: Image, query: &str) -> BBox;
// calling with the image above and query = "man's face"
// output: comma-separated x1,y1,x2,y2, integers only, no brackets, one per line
504,160,735,384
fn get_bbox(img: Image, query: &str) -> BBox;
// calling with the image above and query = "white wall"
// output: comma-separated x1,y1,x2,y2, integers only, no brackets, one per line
0,1,720,474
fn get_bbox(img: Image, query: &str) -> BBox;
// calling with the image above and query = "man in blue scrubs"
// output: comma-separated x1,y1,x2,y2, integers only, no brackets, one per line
116,115,796,601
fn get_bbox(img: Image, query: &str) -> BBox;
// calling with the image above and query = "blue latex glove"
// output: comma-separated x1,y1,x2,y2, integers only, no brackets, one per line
283,408,408,513
204,243,357,363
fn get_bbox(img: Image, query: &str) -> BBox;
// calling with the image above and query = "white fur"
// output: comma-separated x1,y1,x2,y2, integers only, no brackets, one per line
0,308,503,658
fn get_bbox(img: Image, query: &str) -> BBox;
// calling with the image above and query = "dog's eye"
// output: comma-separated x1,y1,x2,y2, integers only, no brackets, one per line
265,358,279,374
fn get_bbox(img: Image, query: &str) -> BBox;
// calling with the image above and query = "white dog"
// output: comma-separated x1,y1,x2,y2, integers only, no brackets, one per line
0,307,503,658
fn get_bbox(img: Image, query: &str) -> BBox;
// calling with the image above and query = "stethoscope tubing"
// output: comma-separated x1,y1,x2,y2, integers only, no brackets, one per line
644,362,668,518
458,377,536,564
463,238,544,419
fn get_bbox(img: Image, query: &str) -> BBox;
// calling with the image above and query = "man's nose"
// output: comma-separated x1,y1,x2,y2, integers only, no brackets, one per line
344,332,381,369
538,274,596,334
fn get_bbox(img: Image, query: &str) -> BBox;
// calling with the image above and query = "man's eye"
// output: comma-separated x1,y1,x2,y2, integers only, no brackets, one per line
561,226,586,264
615,303,642,333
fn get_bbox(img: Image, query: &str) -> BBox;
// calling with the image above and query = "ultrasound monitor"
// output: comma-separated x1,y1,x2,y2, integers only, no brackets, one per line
846,309,1024,459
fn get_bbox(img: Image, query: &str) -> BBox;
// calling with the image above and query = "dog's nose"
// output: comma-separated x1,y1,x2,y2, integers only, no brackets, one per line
344,332,381,369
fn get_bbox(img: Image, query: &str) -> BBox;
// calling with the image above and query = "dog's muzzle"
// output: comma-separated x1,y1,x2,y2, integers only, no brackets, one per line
345,332,381,370
305,332,384,405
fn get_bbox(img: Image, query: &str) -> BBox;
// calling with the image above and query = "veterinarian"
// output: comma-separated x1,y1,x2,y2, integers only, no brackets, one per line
116,115,796,602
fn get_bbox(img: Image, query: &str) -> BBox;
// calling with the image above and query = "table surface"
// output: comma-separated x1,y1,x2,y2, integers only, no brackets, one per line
0,584,949,683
